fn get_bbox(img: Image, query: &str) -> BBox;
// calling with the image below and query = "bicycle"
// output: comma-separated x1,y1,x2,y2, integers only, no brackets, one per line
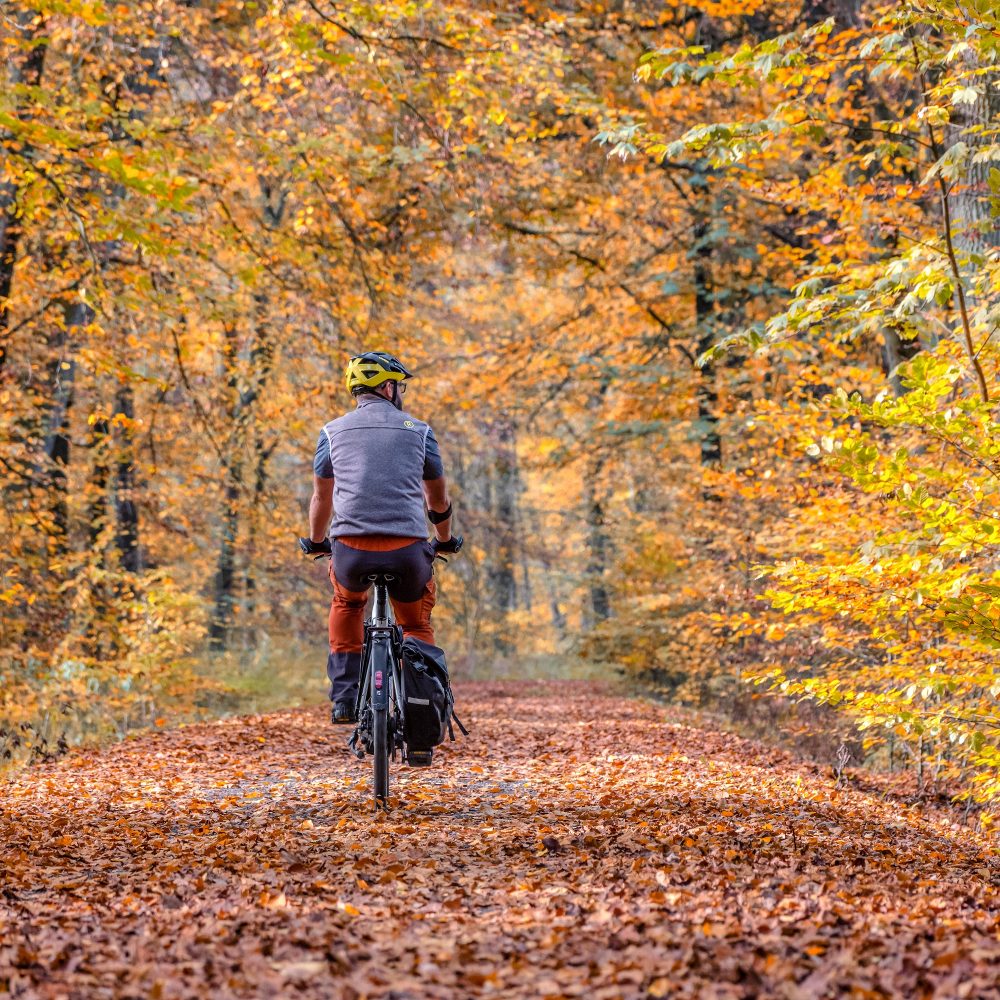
298,535,463,810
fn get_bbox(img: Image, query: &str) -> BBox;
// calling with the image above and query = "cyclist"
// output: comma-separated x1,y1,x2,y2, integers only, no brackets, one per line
300,351,462,724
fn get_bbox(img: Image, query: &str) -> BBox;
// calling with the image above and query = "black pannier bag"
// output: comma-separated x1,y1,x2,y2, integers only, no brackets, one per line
399,637,468,750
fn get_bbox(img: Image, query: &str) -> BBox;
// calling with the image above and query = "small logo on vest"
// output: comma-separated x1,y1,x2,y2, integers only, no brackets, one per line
403,419,415,428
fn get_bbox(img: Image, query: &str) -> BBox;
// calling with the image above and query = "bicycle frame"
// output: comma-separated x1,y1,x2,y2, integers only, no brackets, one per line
352,582,401,719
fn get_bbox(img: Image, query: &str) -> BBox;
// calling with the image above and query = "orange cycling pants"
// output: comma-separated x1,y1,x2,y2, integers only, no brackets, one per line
326,535,436,704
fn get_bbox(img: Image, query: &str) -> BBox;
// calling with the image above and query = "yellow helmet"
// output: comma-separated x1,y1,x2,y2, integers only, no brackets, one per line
344,351,414,394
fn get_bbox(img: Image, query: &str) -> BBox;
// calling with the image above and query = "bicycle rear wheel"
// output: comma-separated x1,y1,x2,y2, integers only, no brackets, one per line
370,639,392,807
373,705,388,804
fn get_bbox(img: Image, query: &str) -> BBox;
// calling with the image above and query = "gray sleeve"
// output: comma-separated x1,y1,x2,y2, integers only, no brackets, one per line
313,430,334,479
423,426,445,480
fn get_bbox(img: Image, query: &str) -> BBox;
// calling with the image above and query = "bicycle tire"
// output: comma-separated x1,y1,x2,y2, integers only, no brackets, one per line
373,704,389,804
370,639,392,806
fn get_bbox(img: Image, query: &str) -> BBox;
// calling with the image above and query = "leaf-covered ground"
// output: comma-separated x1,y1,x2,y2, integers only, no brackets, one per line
2,681,998,999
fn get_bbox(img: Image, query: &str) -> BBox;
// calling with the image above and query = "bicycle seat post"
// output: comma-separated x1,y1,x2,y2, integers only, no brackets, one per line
368,574,395,626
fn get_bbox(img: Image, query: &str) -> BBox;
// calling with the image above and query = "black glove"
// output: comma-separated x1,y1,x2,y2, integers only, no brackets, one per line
298,537,332,556
432,535,463,556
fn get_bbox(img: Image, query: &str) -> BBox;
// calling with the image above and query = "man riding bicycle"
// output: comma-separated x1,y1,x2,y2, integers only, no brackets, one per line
300,351,462,725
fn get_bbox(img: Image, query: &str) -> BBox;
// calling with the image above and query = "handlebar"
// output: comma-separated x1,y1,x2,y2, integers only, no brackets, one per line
298,537,331,559
431,535,465,562
432,534,464,556
297,535,464,561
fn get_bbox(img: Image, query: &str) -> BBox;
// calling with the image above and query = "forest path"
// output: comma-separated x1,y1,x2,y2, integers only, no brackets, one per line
1,681,998,1000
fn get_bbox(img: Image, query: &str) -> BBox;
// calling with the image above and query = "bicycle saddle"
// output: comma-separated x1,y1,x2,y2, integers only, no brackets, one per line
366,573,396,583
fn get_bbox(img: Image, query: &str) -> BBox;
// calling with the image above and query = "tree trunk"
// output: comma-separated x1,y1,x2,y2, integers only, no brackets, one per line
950,56,1000,259
0,9,47,375
211,470,241,650
490,416,519,647
210,173,284,651
447,440,484,654
78,385,138,657
113,384,140,573
87,415,111,550
581,375,612,628
210,323,242,650
880,326,921,396
583,452,611,626
42,364,73,549
693,216,722,466
211,285,276,650
242,429,271,648
549,586,568,641
460,416,521,654
41,300,89,550
242,290,276,648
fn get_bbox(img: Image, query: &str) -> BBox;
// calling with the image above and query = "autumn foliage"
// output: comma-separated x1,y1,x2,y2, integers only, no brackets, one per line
3,0,1000,822
608,0,1000,814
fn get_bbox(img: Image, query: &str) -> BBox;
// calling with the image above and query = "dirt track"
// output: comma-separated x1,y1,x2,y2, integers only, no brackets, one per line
2,682,998,999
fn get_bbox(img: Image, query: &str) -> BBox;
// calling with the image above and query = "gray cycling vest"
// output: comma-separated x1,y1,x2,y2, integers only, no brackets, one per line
323,396,431,538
